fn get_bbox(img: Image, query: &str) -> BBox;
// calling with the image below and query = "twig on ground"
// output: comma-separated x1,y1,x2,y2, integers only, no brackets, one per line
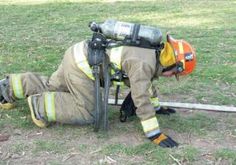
6,160,10,165
105,156,117,164
145,150,155,155
1,152,11,161
201,152,215,162
5,114,11,119
228,130,236,138
26,131,43,138
224,130,236,138
231,93,236,97
36,132,43,135
62,152,80,162
169,154,182,165
188,132,192,144
201,153,212,156
11,152,25,159
90,148,102,154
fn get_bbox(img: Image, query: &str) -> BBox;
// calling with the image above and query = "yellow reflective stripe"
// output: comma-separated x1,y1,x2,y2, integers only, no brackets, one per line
45,92,56,122
150,97,160,107
11,74,24,99
111,69,115,74
110,46,123,70
77,62,94,80
178,41,184,54
113,81,124,86
181,59,185,70
141,117,159,133
73,42,95,80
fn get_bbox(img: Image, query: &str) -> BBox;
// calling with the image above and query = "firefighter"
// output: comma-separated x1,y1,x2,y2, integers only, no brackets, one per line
0,34,196,148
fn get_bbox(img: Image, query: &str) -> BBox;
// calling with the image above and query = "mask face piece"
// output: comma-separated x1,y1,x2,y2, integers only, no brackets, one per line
159,42,176,67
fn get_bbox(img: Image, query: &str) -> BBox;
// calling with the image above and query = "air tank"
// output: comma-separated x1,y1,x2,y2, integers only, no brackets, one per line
90,19,162,46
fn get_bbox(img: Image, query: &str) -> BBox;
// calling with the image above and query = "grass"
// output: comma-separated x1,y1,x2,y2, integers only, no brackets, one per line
102,143,201,164
158,113,218,135
0,102,35,129
102,142,170,164
33,140,67,154
0,0,235,102
10,142,31,153
214,148,236,163
0,0,236,164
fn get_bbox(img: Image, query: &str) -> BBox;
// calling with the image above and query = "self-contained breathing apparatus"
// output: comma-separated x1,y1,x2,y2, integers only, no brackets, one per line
87,19,163,131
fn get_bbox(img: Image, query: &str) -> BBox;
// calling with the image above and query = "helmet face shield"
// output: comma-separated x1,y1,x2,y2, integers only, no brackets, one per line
159,42,176,67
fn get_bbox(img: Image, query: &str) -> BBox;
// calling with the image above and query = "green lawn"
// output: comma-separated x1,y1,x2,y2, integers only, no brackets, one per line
0,0,236,164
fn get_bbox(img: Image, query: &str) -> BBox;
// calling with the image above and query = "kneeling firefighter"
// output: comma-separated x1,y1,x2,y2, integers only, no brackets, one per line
0,19,196,148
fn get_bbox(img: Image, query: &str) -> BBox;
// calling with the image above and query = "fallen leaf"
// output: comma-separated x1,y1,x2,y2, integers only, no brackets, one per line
14,129,22,135
0,134,10,142
1,152,11,160
11,153,22,159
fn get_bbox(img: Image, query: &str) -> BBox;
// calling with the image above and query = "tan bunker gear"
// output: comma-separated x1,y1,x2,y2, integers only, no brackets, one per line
6,40,162,137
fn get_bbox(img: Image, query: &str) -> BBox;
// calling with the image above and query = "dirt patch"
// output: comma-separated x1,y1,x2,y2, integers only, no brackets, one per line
0,109,236,164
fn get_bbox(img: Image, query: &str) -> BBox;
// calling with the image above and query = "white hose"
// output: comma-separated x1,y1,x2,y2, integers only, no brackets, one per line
108,99,236,112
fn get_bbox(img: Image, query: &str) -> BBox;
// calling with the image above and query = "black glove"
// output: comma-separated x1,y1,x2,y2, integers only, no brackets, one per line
150,133,178,148
120,92,177,122
120,92,136,122
156,107,176,115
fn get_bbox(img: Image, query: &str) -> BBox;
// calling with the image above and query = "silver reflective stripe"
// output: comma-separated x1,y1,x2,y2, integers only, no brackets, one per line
45,92,56,122
146,129,161,138
11,74,24,99
73,42,95,80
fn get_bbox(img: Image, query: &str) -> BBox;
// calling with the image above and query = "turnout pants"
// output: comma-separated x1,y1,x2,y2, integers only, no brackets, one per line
8,46,95,125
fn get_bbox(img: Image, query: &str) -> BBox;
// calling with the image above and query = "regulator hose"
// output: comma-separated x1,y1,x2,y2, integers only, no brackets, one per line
93,66,102,132
103,55,110,130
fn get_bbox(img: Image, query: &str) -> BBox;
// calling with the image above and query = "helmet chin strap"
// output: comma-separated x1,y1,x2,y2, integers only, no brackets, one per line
161,61,185,81
162,63,177,73
175,74,179,81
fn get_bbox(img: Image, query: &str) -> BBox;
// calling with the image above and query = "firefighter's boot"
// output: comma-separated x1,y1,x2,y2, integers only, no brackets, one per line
27,95,48,128
0,77,15,110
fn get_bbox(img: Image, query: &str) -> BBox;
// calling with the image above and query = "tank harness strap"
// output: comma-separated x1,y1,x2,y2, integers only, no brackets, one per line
109,46,125,105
